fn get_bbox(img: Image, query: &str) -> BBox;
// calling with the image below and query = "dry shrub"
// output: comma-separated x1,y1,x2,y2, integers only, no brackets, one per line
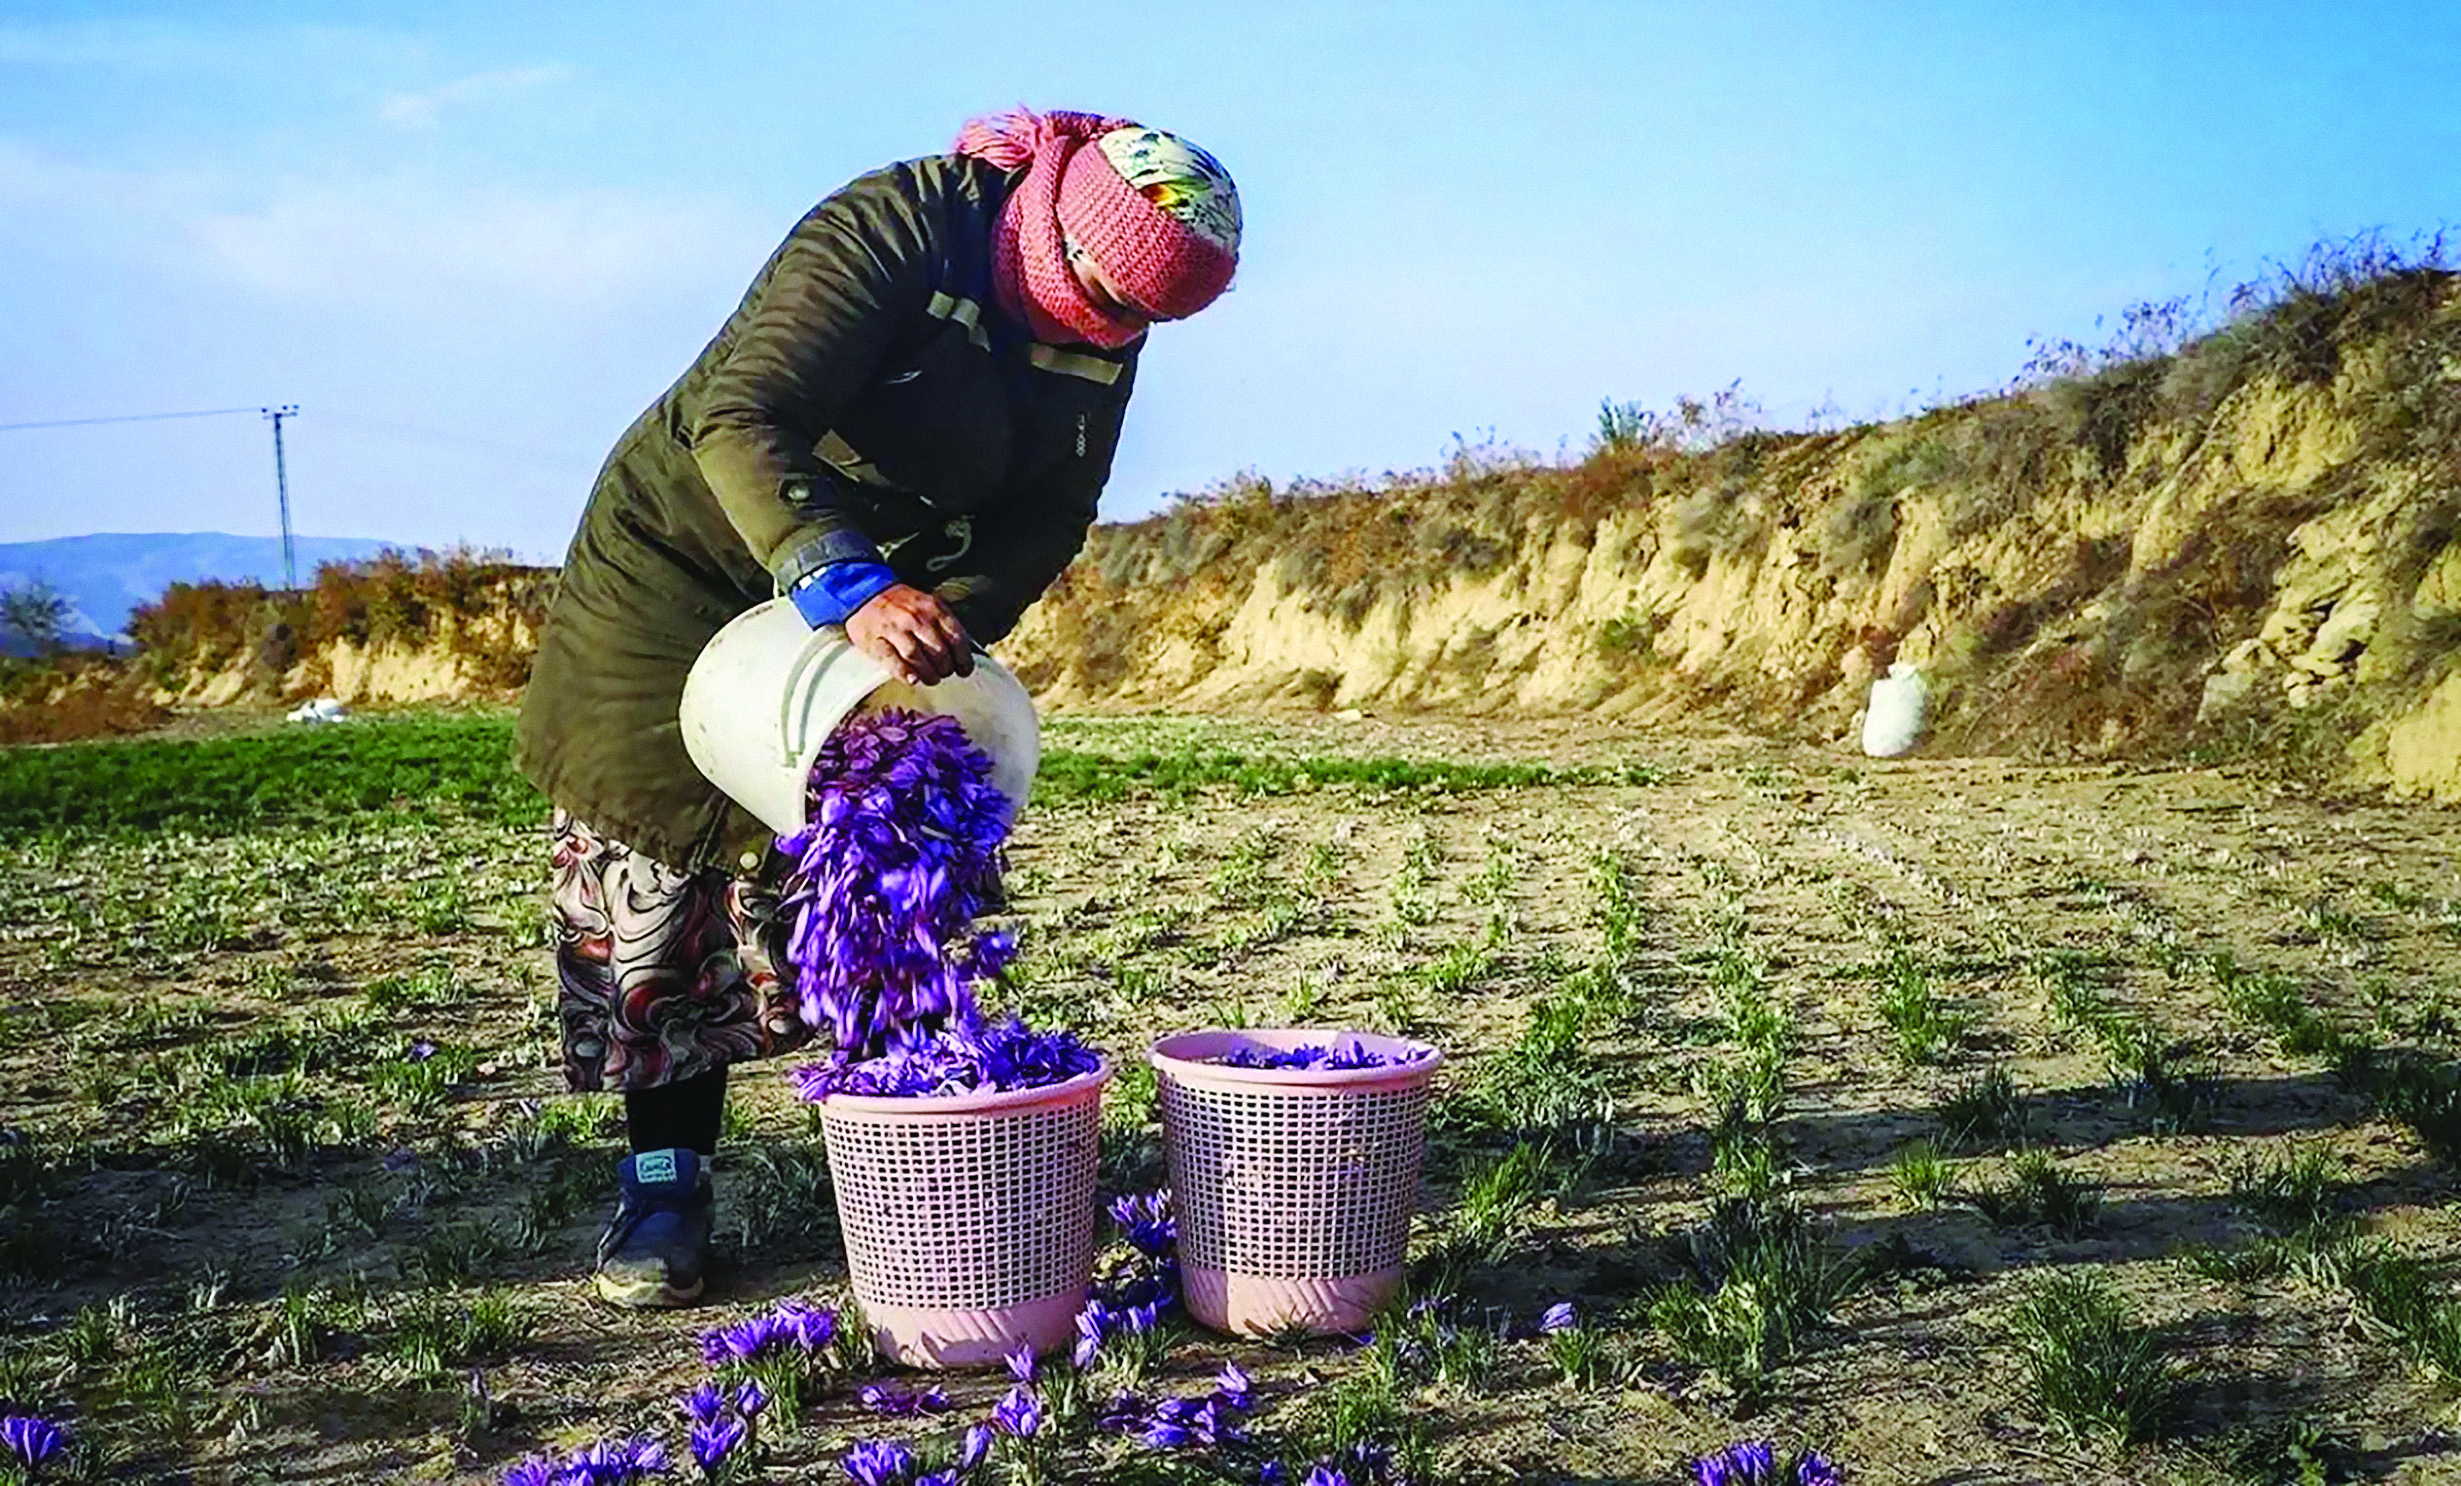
0,657,167,744
1669,478,1766,574
120,546,551,698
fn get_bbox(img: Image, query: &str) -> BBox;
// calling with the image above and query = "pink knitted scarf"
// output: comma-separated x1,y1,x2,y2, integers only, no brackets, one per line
957,108,1236,350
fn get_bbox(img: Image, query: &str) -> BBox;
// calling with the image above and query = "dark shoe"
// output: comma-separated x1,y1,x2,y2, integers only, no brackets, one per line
595,1147,713,1308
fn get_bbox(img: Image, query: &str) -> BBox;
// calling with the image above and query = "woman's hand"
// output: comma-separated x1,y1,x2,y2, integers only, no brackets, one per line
845,583,976,685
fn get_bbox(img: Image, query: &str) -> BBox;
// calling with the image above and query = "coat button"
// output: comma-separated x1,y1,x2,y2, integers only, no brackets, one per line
740,850,760,871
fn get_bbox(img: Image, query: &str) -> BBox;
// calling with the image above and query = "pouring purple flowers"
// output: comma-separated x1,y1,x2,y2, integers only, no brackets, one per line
777,710,1015,1054
778,710,1097,1101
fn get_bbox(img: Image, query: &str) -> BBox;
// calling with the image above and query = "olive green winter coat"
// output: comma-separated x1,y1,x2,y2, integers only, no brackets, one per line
514,154,1137,869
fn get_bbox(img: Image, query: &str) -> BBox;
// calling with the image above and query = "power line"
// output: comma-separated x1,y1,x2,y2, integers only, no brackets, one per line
0,406,263,433
313,410,589,469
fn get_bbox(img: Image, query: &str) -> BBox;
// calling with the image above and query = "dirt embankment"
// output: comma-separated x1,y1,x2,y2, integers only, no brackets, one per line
1000,269,2461,803
15,267,2460,799
1,554,555,743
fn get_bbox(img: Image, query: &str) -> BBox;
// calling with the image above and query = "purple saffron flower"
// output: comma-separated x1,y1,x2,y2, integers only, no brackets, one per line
1303,1467,1353,1486
1003,1341,1037,1383
680,1382,726,1425
993,1385,1044,1439
559,1435,670,1484
1538,1301,1578,1334
1072,1301,1110,1368
915,1475,961,1486
701,1301,835,1364
859,1381,951,1417
840,1439,918,1486
1108,1190,1177,1257
1694,1440,1784,1486
1123,1301,1160,1336
502,1458,557,1486
1792,1451,1843,1486
0,1415,64,1467
689,1416,747,1470
732,1380,771,1418
960,1423,995,1472
1259,1464,1291,1486
781,1300,838,1352
1215,1361,1254,1410
1139,1418,1194,1450
700,1313,777,1364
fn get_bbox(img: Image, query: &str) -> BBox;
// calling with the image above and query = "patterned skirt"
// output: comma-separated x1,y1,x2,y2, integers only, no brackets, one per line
549,810,815,1092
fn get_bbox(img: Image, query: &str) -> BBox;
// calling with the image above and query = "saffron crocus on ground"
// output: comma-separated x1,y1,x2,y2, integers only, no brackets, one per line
857,1380,952,1416
1538,1301,1578,1334
681,1382,726,1424
680,1378,769,1473
1003,1342,1037,1383
1108,1190,1176,1257
506,1436,671,1485
993,1384,1044,1438
688,1415,747,1471
2,1413,66,1469
1103,1360,1258,1451
566,1437,673,1484
1072,1300,1111,1368
1690,1440,1844,1486
775,709,1016,1056
698,1300,837,1364
839,1438,919,1486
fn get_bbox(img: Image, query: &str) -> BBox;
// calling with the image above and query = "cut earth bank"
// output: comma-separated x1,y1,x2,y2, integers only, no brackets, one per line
51,267,2461,805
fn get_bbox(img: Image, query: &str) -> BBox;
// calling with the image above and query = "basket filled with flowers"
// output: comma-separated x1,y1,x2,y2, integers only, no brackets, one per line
1148,1028,1442,1336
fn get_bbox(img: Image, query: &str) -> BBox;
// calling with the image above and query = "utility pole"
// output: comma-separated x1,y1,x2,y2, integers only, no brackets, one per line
263,405,299,590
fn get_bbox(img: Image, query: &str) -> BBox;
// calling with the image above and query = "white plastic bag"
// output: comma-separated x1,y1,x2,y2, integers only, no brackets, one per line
1860,662,1927,758
287,697,348,725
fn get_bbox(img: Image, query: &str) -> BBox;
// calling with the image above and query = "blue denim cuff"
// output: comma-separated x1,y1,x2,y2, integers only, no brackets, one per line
787,560,900,628
770,525,884,594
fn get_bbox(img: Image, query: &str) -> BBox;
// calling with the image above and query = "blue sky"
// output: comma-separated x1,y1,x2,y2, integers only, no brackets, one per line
3,1,2457,560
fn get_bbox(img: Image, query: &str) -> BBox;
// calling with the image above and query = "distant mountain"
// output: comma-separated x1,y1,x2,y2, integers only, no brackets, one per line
0,532,394,650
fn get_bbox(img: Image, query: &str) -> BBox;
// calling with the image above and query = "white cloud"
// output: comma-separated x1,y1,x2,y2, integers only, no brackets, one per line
378,64,571,128
189,173,761,309
0,131,765,320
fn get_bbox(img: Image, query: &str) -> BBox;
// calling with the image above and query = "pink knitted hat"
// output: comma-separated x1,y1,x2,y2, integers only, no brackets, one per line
957,108,1240,349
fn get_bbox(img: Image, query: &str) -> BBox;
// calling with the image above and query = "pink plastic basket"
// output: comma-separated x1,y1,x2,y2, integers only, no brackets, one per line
1150,1029,1443,1337
817,1060,1109,1368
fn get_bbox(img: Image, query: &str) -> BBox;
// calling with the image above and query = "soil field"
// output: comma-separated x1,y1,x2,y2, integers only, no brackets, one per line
2,709,2458,1485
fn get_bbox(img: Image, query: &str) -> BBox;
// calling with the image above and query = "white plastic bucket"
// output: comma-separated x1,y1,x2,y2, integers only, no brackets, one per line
1860,661,1929,758
678,596,1041,838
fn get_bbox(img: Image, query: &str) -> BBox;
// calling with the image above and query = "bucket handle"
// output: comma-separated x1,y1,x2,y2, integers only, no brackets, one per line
777,630,844,768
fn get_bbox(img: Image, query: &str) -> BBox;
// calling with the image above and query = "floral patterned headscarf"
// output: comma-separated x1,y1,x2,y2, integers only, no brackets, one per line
957,109,1241,348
